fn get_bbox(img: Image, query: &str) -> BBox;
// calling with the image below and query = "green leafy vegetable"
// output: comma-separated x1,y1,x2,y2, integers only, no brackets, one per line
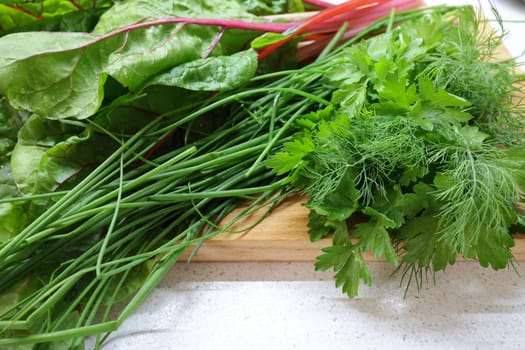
267,6,525,297
0,0,113,34
0,31,121,119
0,0,295,120
146,49,258,91
1,8,107,35
0,98,29,242
315,244,372,298
0,2,523,348
236,0,304,15
92,0,257,91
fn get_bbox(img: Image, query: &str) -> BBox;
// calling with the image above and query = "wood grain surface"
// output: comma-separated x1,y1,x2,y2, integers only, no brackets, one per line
182,194,525,262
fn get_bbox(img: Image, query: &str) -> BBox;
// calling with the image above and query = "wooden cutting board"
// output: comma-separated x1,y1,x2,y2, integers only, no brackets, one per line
183,194,525,262
183,7,525,263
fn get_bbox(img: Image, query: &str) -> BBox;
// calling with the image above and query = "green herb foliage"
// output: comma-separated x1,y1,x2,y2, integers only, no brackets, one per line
0,4,523,348
267,7,525,297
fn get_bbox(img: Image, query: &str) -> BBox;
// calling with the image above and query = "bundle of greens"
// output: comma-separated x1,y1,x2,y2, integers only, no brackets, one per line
0,0,523,348
0,0,424,347
0,0,421,245
267,6,525,296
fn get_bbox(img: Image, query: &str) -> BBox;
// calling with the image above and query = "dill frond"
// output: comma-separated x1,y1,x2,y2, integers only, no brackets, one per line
421,6,525,146
303,115,429,207
432,130,520,267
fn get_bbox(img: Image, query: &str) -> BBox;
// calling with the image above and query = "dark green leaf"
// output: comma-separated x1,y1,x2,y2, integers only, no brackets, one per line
307,210,332,242
398,215,456,271
315,244,372,298
146,49,258,91
476,234,514,270
309,171,360,222
0,0,113,33
94,0,257,91
352,207,398,265
11,115,117,200
0,98,30,241
0,31,122,119
3,8,108,35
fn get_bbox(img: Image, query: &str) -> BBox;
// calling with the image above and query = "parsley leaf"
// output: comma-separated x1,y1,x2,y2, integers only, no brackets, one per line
315,244,372,298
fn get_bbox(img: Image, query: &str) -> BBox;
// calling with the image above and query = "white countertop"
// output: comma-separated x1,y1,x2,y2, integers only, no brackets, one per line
93,262,525,350
88,1,525,349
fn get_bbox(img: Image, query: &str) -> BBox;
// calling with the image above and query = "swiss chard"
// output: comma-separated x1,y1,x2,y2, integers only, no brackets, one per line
0,98,29,243
0,31,122,119
0,0,423,121
0,1,263,119
0,0,113,34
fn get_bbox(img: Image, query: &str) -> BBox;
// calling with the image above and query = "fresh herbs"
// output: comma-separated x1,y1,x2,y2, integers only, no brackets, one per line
267,6,525,297
0,1,523,348
420,8,525,146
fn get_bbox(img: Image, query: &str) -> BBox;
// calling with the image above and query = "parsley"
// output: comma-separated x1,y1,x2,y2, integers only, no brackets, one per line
267,7,525,297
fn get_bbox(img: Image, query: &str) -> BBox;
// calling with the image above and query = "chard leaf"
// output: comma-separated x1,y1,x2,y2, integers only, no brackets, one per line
0,31,122,119
0,164,28,242
147,49,258,91
11,115,116,205
0,98,30,241
0,98,28,156
0,0,264,119
94,0,257,90
3,7,107,35
40,129,117,191
0,0,113,34
236,0,303,15
251,32,289,49
0,275,42,327
11,115,84,195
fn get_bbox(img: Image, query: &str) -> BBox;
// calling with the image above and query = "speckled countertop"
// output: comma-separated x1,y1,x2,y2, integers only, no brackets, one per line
87,1,525,349
92,263,525,350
